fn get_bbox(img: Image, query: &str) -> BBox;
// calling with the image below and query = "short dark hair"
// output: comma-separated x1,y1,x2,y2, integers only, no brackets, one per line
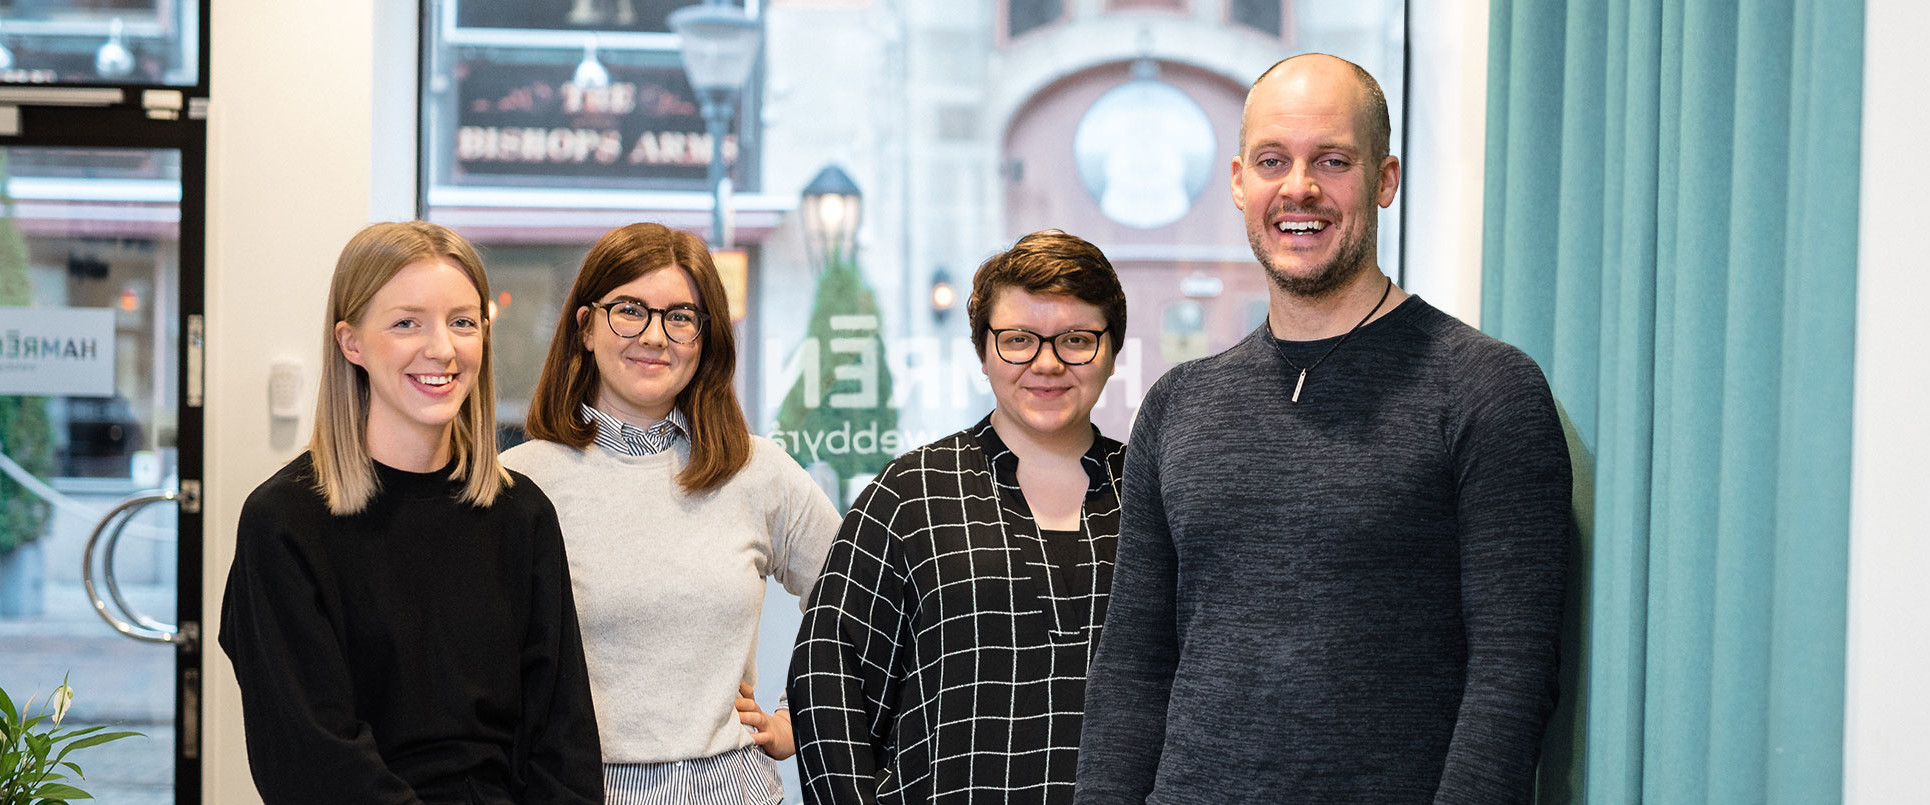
967,230,1127,361
1238,53,1391,164
525,223,750,492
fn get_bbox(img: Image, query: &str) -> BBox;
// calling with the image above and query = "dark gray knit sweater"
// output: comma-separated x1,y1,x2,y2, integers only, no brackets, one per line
1074,297,1570,805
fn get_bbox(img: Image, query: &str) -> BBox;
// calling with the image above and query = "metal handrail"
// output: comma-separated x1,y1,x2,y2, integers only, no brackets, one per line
81,490,195,651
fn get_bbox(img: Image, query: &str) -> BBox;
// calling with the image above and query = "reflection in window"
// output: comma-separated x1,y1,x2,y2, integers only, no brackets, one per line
1245,297,1270,332
1008,0,1064,40
454,0,728,33
1,147,181,483
419,0,1408,487
422,1,760,195
0,0,200,86
1072,67,1217,230
1161,300,1209,363
1229,0,1284,37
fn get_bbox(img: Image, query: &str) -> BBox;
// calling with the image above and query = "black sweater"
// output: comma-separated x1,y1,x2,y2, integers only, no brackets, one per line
1075,298,1571,804
219,453,602,805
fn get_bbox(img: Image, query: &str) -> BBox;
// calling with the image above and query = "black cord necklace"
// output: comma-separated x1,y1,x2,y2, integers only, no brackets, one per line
1265,275,1393,404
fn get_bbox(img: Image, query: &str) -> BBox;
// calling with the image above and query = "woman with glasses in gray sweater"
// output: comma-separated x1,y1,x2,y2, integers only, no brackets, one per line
502,223,840,804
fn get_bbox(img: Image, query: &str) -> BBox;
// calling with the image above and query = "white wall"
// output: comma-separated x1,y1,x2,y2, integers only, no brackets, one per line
1400,0,1488,325
1843,0,1930,800
202,0,408,800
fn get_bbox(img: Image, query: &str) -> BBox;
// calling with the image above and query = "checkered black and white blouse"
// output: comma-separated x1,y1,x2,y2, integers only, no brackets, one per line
789,415,1126,805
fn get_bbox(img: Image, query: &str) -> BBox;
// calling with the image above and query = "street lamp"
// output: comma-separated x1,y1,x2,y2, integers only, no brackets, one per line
573,37,610,89
930,268,957,322
801,165,861,274
669,0,762,249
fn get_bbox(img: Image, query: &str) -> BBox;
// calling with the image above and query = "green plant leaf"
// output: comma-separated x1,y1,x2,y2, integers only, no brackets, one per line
32,781,93,798
43,726,102,743
0,684,18,723
27,732,51,762
45,733,138,769
58,761,82,779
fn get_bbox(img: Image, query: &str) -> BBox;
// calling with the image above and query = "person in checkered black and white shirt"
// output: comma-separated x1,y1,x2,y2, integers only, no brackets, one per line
789,230,1129,805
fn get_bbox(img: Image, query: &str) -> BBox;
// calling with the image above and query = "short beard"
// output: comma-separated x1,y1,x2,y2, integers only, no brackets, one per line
1250,208,1379,300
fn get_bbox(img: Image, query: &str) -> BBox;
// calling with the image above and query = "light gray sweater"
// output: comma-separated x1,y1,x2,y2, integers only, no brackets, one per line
502,436,841,764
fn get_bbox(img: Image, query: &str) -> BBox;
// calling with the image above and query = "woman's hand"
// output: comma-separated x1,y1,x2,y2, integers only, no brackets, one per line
736,681,795,760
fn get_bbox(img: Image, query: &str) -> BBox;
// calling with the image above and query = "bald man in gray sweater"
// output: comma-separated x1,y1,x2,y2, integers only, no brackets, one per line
1073,55,1570,804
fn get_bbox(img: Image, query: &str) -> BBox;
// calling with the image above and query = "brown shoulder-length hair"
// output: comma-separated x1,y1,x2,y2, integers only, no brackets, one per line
967,229,1128,360
310,221,510,515
525,222,751,492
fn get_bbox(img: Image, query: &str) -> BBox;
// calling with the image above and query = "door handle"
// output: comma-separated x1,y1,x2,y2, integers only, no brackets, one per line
81,490,197,652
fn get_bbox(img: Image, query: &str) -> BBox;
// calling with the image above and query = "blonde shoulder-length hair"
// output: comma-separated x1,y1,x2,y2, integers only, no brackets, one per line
309,221,511,515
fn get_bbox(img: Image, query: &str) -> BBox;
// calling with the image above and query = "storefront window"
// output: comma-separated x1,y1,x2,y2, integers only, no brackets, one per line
421,0,1407,494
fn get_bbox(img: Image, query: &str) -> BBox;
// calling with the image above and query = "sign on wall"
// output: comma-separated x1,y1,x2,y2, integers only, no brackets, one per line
450,59,745,190
0,307,117,397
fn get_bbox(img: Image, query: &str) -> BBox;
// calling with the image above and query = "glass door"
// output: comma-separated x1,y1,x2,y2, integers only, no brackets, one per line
2,1,207,801
0,141,199,805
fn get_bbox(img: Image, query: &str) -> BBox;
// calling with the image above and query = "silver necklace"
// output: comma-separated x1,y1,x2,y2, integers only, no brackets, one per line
1264,276,1393,403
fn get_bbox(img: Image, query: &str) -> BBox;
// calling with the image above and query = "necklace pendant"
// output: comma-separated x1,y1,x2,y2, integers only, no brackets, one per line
1291,369,1307,403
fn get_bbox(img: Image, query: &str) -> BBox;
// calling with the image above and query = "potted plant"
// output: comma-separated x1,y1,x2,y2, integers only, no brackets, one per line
0,675,140,803
1,152,58,618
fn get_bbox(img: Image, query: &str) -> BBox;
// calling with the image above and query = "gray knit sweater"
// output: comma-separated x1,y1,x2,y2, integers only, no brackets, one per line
1074,297,1570,804
501,436,841,765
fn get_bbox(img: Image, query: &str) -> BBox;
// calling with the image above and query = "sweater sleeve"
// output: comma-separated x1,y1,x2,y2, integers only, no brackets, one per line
511,489,604,804
1432,351,1571,804
217,496,425,805
790,468,913,805
770,444,844,607
1074,376,1182,805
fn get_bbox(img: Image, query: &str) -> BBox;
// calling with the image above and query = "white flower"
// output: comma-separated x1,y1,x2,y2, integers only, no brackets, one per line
51,681,73,725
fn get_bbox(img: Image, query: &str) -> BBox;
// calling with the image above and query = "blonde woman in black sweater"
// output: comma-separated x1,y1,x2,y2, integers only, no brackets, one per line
219,222,602,804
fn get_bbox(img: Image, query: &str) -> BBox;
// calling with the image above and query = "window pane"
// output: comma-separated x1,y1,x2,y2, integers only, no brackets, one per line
456,0,731,34
1229,0,1283,37
422,3,759,194
424,0,1408,480
0,0,200,86
1,144,183,804
1007,0,1064,39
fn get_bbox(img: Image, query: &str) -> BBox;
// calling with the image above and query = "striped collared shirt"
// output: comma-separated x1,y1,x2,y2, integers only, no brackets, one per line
603,748,781,805
580,404,688,457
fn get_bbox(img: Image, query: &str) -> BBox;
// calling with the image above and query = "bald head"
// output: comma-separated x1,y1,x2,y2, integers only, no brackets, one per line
1237,54,1390,164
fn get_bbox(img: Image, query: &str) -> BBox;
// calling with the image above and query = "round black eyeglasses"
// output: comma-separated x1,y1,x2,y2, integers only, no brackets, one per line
990,327,1110,365
590,301,709,344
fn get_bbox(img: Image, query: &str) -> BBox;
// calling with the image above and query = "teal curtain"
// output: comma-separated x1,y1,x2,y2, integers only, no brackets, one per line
1481,1,1863,802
